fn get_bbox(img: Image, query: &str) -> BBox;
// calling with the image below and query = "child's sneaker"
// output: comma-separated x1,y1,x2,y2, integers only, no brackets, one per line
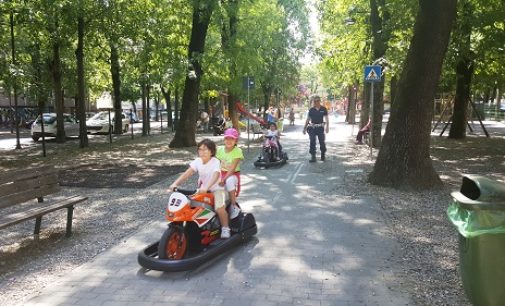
221,227,231,239
229,204,241,219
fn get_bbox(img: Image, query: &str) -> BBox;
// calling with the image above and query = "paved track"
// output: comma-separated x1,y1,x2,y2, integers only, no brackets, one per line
22,116,412,306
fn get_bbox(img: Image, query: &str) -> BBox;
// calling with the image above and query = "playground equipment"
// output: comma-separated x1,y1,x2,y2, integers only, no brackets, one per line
235,102,268,127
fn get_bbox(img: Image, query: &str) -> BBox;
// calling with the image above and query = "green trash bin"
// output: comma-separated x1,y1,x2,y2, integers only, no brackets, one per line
447,175,505,306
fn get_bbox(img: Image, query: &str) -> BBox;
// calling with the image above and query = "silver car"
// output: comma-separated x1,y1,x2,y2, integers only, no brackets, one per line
30,113,80,142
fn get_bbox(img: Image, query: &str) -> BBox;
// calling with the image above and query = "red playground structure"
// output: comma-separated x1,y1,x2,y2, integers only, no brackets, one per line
235,102,268,126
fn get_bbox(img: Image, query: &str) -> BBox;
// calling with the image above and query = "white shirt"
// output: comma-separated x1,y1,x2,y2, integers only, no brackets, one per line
189,157,223,191
266,130,279,141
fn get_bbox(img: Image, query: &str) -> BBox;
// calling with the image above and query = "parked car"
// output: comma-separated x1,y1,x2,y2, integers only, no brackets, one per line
86,111,130,134
30,113,80,141
128,111,139,123
85,112,96,119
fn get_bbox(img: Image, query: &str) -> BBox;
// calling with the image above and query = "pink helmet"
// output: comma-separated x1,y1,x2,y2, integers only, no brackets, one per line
224,128,239,139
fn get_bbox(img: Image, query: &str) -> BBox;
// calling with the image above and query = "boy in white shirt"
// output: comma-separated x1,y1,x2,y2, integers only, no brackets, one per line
169,139,230,238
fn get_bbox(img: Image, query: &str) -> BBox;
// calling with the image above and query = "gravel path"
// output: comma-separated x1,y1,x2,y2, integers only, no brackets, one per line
1,123,504,306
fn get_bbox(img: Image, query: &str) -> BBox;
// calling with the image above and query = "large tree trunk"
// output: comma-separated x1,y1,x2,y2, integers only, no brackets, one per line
368,0,457,189
76,15,88,148
170,1,216,148
110,42,123,135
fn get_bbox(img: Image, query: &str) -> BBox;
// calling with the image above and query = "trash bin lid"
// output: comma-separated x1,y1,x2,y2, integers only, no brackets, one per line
451,191,505,211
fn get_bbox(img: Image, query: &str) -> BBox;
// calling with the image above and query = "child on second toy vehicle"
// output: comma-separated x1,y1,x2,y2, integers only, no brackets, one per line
216,128,243,219
264,122,282,160
168,139,231,239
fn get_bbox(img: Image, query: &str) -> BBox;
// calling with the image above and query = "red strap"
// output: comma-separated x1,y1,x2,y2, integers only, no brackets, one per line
220,170,241,197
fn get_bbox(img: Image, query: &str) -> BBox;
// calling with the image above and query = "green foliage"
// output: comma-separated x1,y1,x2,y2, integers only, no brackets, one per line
317,0,418,92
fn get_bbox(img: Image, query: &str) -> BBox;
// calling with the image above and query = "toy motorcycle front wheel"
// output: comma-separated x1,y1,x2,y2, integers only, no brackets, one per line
158,225,187,260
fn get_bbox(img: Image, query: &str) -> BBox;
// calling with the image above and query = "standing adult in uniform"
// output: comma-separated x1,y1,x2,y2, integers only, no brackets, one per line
303,95,329,162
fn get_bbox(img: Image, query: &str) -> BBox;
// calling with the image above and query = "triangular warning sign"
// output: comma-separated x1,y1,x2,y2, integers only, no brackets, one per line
367,69,379,80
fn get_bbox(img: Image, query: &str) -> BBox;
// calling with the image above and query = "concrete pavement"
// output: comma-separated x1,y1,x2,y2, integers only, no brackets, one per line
21,115,412,306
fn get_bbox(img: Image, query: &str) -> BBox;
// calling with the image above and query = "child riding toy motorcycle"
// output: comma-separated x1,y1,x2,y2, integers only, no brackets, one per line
138,139,256,272
158,187,246,259
253,123,288,168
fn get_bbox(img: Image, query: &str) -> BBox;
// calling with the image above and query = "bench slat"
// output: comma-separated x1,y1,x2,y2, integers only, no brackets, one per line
0,184,61,209
0,166,58,185
0,174,59,198
0,195,88,229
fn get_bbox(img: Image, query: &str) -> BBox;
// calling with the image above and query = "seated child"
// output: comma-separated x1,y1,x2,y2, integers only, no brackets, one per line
264,122,281,159
216,128,244,219
169,139,231,239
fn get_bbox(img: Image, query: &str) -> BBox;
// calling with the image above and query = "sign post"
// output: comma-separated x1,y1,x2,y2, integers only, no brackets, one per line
364,65,382,158
243,76,255,153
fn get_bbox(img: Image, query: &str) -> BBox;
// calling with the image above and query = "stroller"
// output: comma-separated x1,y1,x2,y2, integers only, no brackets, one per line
212,117,226,136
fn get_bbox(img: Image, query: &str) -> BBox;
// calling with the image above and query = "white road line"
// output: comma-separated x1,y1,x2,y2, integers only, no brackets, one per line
272,193,282,204
289,162,304,184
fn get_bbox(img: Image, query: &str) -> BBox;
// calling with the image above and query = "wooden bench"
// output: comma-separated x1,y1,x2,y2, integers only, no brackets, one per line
0,166,88,239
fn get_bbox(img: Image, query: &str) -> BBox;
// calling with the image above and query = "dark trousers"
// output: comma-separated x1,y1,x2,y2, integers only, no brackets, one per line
356,126,370,142
308,126,326,155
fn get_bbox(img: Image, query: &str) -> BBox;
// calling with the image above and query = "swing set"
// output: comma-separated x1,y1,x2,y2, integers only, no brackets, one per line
432,97,490,138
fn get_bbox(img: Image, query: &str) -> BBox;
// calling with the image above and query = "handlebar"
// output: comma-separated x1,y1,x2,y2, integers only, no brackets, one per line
172,187,197,195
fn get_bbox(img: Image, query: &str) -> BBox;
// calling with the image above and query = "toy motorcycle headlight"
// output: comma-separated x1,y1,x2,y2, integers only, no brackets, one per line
167,192,189,212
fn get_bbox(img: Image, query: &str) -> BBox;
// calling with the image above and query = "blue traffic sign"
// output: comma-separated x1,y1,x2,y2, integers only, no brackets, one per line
242,76,255,89
364,65,382,82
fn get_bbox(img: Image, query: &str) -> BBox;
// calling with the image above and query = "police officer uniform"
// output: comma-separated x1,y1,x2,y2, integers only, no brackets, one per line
305,100,328,162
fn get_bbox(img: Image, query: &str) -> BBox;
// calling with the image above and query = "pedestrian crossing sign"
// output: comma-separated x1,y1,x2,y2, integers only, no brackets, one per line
364,65,382,82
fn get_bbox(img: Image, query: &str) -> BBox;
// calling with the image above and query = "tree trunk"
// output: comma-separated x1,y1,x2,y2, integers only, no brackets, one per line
76,15,88,148
170,1,216,148
368,0,457,190
146,80,151,135
51,36,65,143
161,86,173,127
262,85,273,120
204,96,209,116
175,86,179,125
221,0,240,130
449,2,473,139
346,85,357,124
154,93,160,122
110,42,123,135
361,82,370,128
369,0,388,147
141,82,148,136
390,75,398,110
448,57,473,139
